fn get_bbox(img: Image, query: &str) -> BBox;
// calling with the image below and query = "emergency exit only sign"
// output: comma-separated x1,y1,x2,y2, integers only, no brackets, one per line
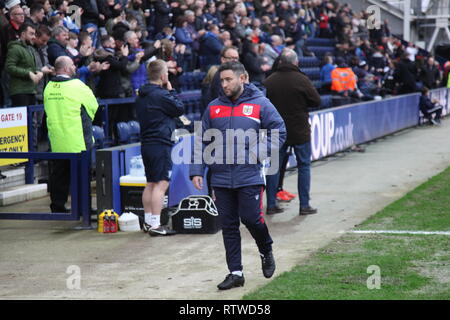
0,107,28,166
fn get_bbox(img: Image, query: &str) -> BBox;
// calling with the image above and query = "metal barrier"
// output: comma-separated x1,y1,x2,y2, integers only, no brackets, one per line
0,151,92,229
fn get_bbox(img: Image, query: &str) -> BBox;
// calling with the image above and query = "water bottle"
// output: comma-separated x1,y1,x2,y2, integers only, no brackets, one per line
129,156,138,176
135,155,145,176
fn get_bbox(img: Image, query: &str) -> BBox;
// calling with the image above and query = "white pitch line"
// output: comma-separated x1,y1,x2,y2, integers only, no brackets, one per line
350,230,450,236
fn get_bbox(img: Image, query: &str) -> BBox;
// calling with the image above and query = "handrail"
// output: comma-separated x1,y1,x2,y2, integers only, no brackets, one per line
0,151,92,228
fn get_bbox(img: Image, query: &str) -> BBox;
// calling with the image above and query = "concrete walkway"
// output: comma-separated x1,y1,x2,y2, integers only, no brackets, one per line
1,118,450,300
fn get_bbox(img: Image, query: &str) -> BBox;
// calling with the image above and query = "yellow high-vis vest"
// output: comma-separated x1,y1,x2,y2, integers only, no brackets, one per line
43,77,99,153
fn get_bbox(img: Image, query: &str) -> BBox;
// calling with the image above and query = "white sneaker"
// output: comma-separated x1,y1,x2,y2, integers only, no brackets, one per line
148,225,176,237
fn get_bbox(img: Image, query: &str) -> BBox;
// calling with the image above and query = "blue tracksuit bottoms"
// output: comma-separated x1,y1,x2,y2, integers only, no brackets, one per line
213,185,273,272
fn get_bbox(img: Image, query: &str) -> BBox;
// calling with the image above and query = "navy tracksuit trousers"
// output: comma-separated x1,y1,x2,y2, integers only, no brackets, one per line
213,185,273,273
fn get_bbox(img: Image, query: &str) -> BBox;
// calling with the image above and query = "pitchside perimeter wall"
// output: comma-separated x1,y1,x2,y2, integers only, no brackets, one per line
308,88,450,161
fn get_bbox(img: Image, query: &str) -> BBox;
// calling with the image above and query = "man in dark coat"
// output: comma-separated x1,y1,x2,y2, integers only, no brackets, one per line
394,53,419,94
242,42,270,84
263,49,321,216
94,35,129,139
420,56,441,89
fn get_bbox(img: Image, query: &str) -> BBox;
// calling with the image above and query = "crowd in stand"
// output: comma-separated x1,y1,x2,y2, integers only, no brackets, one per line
1,0,450,111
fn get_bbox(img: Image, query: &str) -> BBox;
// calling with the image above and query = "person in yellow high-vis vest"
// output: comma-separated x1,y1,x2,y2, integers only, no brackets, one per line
43,56,99,213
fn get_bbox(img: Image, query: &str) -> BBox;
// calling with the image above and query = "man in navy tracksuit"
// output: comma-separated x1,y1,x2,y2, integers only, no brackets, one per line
191,61,286,290
135,59,184,236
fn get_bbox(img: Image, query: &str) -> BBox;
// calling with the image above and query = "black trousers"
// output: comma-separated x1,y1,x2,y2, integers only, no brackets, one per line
214,185,273,272
48,150,92,213
10,94,36,107
49,159,71,212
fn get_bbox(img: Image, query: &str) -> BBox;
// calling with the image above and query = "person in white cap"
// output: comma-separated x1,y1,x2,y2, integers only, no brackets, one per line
5,0,21,10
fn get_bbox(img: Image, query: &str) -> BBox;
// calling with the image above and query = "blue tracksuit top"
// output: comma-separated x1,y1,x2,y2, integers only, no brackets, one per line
190,83,286,189
135,83,185,146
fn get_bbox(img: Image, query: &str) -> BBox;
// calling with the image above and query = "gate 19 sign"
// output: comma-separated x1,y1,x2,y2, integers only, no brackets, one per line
0,107,28,165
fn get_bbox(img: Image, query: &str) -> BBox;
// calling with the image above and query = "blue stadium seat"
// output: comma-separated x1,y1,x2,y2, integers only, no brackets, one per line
306,38,336,47
302,67,321,80
178,90,202,115
92,125,105,149
298,57,321,68
128,120,140,142
320,95,332,109
179,72,206,91
308,46,335,57
116,122,131,144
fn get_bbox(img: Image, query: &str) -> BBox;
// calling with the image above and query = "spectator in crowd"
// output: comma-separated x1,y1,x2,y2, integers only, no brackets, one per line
174,16,195,71
204,1,220,25
26,3,45,28
420,56,441,90
124,30,160,94
157,38,183,92
95,35,128,99
419,87,443,125
48,14,63,29
153,0,172,35
72,0,101,47
47,25,70,65
44,56,98,213
52,0,80,35
200,64,218,115
369,47,388,76
1,4,24,50
318,7,330,38
259,42,278,68
320,55,335,93
135,59,184,236
1,4,25,105
36,0,52,24
353,60,369,83
66,32,79,58
199,24,224,72
30,24,53,150
205,45,240,104
93,35,129,138
5,22,46,107
242,42,270,84
270,34,285,55
264,49,320,216
405,42,418,62
125,0,148,39
31,24,52,104
191,61,286,290
331,57,358,99
394,53,419,94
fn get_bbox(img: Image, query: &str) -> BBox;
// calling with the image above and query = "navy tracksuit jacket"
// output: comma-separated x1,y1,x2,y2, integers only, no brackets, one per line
190,83,286,272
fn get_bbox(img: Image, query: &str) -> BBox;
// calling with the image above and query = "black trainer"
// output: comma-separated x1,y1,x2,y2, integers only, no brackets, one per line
266,206,284,215
261,251,276,278
148,225,176,237
299,206,318,215
217,274,245,290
